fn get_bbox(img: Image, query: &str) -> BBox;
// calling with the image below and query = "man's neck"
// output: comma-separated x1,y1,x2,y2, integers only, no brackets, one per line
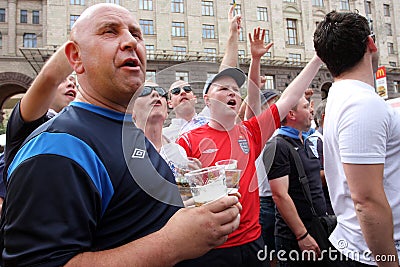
208,118,235,131
175,110,195,122
141,121,164,152
334,57,375,87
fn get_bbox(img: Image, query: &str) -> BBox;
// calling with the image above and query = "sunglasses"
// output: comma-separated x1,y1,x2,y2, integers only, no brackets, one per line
170,86,192,95
139,86,167,98
370,33,376,43
363,33,375,43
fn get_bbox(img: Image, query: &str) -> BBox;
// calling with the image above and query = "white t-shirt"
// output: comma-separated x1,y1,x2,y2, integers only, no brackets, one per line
324,79,400,264
163,113,209,143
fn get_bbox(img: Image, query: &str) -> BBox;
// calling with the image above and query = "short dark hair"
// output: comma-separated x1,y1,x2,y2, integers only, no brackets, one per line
313,11,371,77
281,103,298,125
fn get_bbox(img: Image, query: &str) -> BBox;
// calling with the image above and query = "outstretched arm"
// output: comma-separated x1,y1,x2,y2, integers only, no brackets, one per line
219,4,241,70
20,43,73,122
275,55,322,121
246,27,273,120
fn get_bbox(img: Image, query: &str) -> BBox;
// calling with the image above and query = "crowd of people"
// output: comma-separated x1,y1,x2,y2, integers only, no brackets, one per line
0,3,398,267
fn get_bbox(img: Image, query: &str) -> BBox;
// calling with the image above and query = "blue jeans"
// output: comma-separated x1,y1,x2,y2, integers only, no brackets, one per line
259,196,276,256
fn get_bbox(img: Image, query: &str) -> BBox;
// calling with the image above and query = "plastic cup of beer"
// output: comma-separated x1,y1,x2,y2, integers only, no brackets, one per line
184,166,227,207
225,169,242,196
215,159,238,170
172,161,194,201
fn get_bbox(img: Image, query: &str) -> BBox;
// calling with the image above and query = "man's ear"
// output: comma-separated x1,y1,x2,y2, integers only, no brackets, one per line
288,110,296,121
193,95,197,104
367,35,378,53
65,41,84,74
204,95,210,107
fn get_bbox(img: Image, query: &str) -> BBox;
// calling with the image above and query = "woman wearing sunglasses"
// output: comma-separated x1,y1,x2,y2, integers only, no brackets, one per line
132,82,201,203
132,82,170,153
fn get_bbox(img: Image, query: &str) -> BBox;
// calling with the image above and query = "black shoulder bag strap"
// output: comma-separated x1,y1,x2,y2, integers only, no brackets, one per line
277,136,336,255
277,136,318,218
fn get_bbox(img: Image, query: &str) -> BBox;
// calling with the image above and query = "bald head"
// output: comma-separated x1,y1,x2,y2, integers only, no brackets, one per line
70,4,134,42
169,80,189,91
64,3,147,112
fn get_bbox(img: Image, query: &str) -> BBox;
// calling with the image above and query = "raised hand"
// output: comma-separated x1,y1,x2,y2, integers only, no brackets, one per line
249,27,273,60
228,4,241,35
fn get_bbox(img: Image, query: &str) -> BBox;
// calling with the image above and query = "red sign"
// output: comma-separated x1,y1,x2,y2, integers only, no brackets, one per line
375,66,386,80
375,66,388,99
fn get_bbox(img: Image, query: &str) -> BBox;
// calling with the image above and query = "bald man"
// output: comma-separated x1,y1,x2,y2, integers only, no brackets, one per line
0,4,241,266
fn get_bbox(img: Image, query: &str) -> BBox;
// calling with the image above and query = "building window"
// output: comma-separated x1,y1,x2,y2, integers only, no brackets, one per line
312,0,324,6
0,32,2,48
23,33,37,48
140,19,154,35
204,48,217,62
172,22,185,37
287,19,298,45
139,0,153,10
383,4,390,16
366,1,371,14
284,0,296,2
70,0,85,5
202,24,215,39
238,28,245,41
234,4,241,16
388,43,394,54
394,81,400,93
106,0,120,4
0,9,6,22
32,11,39,24
265,52,272,58
146,45,155,60
202,1,214,16
386,24,392,36
146,70,156,82
173,46,186,61
288,53,301,64
389,62,397,67
264,30,270,43
171,0,184,13
265,75,275,90
339,0,350,10
257,7,268,21
176,71,188,82
238,49,245,63
20,10,27,23
70,15,80,30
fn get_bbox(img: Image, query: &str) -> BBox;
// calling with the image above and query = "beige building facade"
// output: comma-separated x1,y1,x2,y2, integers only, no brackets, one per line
0,0,400,117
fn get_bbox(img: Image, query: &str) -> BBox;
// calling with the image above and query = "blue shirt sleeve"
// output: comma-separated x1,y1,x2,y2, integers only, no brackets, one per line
0,153,6,198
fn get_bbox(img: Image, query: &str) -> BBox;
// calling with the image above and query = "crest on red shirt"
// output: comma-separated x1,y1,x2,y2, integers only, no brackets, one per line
238,139,249,154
